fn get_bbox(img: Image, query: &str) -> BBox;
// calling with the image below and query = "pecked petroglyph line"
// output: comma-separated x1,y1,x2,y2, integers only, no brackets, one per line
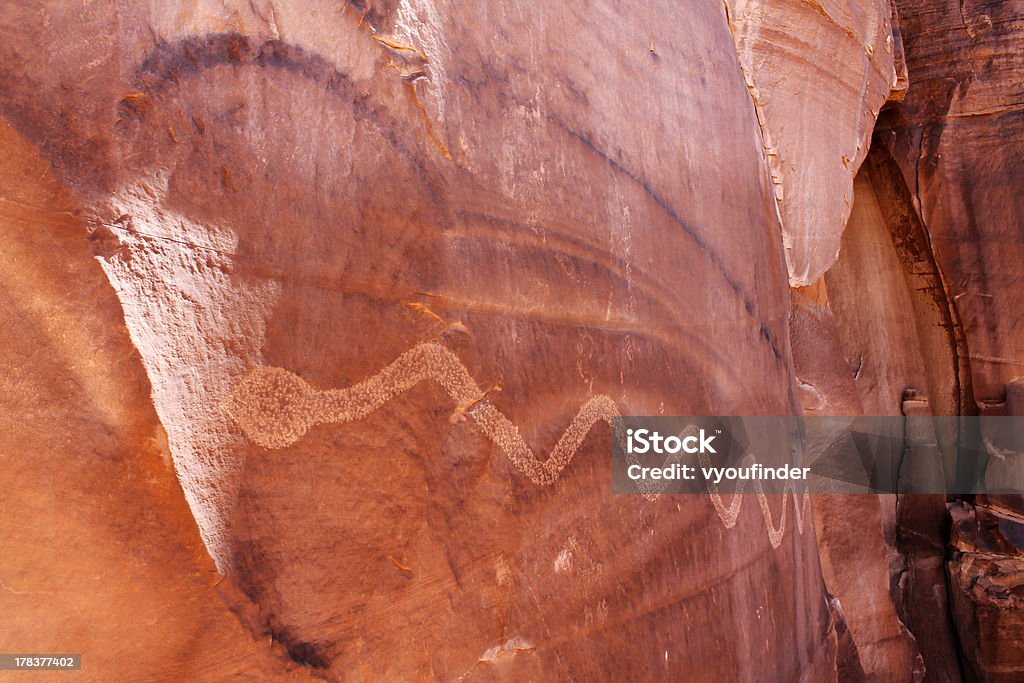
226,342,616,485
227,341,807,547
697,450,810,549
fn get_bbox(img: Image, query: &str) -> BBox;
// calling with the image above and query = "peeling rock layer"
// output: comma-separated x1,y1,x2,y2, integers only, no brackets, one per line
948,500,1024,682
725,0,905,286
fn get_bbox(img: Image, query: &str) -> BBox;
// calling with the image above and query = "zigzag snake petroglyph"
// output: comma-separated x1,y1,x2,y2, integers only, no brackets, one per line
227,342,808,548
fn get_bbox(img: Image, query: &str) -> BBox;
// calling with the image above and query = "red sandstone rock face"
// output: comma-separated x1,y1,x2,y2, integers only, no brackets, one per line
879,0,1024,410
0,1,835,680
2,0,1022,681
875,2,1024,677
0,119,307,680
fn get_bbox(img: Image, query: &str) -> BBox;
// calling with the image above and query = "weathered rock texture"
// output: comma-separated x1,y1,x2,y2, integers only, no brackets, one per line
1,0,1022,680
948,500,1024,683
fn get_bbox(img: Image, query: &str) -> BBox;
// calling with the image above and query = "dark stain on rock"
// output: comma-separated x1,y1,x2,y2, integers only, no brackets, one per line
273,626,332,670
